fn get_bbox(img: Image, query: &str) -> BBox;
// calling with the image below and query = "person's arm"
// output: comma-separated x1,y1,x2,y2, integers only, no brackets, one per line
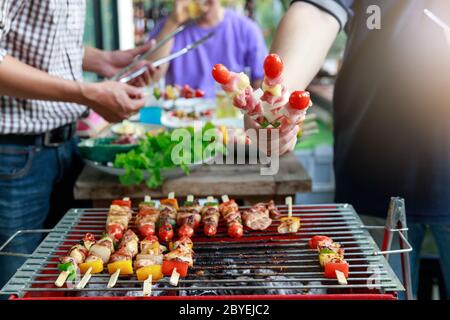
243,19,268,89
270,1,342,91
245,0,350,155
0,55,146,123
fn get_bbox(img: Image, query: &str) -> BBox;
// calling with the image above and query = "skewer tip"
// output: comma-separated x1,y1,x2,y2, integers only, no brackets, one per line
168,192,175,199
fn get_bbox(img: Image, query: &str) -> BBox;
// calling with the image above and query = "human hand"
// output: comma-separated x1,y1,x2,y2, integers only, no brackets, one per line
100,40,156,86
244,114,299,156
79,81,146,123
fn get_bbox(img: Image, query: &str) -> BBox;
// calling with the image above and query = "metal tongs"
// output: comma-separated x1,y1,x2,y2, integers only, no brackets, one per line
113,27,214,84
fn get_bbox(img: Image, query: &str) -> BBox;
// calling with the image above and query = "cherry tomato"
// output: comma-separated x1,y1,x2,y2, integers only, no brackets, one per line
264,54,284,79
158,224,174,242
112,199,132,208
139,224,155,237
204,224,217,237
228,224,243,238
195,89,205,98
184,89,194,99
107,224,124,241
212,64,231,84
178,224,194,238
83,233,95,243
308,235,332,249
289,90,311,110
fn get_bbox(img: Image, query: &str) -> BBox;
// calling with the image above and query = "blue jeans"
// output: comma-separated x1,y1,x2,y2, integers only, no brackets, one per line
361,215,450,299
0,137,82,291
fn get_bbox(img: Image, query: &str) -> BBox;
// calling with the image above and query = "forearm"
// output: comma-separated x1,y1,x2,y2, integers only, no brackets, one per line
0,55,85,104
270,2,340,91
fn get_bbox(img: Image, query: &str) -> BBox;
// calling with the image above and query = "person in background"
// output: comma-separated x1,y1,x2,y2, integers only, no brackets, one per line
246,0,450,299
148,0,268,98
0,0,153,288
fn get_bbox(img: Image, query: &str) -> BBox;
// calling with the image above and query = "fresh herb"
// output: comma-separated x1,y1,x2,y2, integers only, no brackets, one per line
114,123,226,188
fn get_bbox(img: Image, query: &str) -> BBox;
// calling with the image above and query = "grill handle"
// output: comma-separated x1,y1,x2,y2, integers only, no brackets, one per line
361,225,413,255
0,229,53,258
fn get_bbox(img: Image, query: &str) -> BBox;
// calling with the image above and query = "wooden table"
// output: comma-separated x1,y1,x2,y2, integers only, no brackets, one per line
74,152,311,207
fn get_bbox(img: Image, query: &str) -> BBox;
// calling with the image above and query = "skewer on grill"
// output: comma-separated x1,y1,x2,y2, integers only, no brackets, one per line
201,196,221,237
55,233,94,287
158,192,178,242
277,197,301,234
309,235,349,285
219,195,244,238
177,195,201,238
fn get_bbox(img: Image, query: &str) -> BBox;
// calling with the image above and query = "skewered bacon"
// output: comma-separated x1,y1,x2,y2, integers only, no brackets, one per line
201,203,220,237
219,198,244,238
177,200,202,238
136,200,160,237
157,201,178,242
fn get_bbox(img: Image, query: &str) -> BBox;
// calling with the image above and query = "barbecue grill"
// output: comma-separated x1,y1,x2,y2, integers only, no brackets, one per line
0,198,412,300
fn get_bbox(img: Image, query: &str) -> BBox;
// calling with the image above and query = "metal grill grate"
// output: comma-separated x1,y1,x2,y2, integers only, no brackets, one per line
1,204,404,299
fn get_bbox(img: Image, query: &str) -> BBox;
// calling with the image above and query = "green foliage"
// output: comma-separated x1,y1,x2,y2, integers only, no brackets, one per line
114,123,225,188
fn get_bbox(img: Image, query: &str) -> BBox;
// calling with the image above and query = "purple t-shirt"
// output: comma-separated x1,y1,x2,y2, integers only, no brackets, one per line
149,9,268,98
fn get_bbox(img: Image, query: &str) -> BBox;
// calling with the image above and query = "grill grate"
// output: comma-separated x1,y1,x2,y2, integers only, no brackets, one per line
1,204,404,299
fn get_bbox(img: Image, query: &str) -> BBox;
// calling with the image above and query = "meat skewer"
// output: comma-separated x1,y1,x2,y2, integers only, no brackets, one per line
162,236,194,286
107,229,139,288
309,235,349,284
134,235,164,296
241,201,280,231
201,196,221,237
106,197,133,241
219,195,244,238
55,233,93,287
158,192,178,242
177,195,202,238
277,196,300,234
136,195,160,238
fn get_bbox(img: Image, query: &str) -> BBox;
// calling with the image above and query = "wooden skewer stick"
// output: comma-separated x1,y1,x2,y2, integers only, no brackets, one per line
285,196,293,218
55,270,70,288
170,268,180,286
168,192,175,199
107,269,121,288
144,195,151,202
187,195,194,202
143,274,153,296
76,267,92,289
123,197,130,201
335,270,348,285
207,196,215,202
221,195,229,203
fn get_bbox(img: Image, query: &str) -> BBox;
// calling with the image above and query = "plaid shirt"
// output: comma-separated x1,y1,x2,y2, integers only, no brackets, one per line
0,0,87,134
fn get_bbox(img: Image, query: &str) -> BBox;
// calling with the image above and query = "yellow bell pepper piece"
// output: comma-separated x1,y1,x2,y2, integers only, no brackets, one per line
136,265,163,282
79,259,103,274
107,260,134,275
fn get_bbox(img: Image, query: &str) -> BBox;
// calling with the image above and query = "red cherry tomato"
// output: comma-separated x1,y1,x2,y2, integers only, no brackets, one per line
178,224,194,238
195,89,205,98
264,54,284,79
83,233,95,243
289,90,311,110
139,224,155,237
212,64,231,84
107,224,124,241
204,224,217,237
228,224,243,238
158,224,174,242
324,259,349,279
308,235,332,249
